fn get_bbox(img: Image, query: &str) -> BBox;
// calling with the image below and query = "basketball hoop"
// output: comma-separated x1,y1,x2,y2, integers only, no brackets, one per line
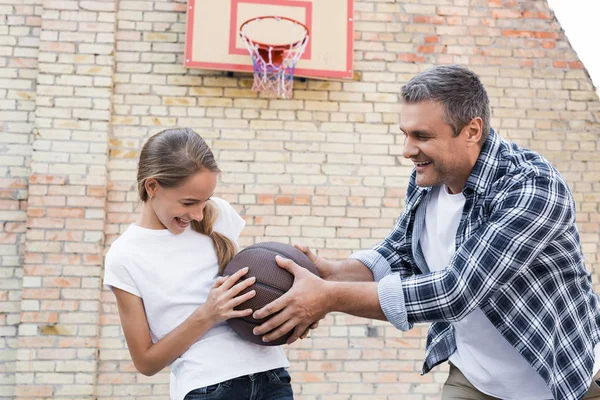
240,16,309,99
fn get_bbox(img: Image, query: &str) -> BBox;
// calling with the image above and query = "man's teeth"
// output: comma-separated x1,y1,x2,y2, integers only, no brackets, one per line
415,161,431,166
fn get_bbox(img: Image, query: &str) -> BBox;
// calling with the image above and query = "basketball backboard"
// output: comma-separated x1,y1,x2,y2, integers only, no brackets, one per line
185,0,354,80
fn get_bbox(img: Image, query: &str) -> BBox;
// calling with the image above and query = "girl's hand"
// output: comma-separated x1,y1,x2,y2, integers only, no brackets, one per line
201,267,257,324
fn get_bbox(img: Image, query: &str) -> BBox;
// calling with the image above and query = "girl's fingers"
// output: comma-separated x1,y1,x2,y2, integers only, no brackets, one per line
231,290,256,307
228,276,256,297
229,308,253,319
221,267,249,290
212,275,227,288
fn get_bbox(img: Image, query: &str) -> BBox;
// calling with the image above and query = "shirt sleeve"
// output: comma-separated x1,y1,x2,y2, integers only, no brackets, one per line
379,175,574,330
349,206,415,331
349,249,392,282
211,197,246,243
103,250,141,297
350,206,414,281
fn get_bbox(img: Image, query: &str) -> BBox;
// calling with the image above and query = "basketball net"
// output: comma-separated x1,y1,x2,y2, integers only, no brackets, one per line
240,17,309,99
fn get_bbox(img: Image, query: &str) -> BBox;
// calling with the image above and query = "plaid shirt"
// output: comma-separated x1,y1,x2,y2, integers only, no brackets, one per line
351,129,600,400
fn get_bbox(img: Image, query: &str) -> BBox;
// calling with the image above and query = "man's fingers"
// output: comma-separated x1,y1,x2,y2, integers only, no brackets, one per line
275,255,302,275
261,319,297,343
293,244,318,263
253,305,292,335
221,267,249,290
299,326,311,340
253,292,290,320
300,321,319,339
287,324,310,345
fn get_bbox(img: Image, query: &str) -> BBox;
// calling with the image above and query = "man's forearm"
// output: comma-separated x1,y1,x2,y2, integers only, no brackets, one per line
325,280,386,321
329,258,375,282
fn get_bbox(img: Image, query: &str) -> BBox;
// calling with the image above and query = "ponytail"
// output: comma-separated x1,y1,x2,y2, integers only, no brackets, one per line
191,200,238,274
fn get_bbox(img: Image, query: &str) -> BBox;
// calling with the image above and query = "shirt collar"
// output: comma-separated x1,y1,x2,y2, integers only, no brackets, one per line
463,128,502,196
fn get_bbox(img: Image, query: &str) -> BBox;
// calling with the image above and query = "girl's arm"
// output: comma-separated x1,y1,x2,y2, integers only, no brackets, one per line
113,267,255,376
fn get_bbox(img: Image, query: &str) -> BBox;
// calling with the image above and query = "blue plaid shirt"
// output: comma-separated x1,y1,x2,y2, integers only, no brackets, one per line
351,129,600,400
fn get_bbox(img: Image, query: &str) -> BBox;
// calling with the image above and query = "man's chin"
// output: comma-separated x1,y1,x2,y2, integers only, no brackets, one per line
415,175,438,188
415,175,430,187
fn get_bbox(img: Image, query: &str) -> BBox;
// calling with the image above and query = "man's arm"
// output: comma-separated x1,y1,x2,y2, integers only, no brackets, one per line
296,202,416,283
254,175,573,342
396,176,573,324
253,189,419,342
294,244,374,282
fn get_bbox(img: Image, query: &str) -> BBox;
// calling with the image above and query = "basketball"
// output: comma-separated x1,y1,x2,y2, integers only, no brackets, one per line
222,242,320,346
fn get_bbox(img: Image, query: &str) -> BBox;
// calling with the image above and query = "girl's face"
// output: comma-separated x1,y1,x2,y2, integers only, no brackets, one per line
146,171,218,235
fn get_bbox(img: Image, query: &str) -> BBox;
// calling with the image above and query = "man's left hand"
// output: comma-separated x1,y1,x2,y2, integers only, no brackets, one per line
252,255,332,344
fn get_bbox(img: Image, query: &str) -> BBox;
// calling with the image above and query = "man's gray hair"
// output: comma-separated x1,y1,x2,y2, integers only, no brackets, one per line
401,64,491,142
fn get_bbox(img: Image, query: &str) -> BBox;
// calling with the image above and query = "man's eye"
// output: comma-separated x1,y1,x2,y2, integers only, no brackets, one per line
183,203,195,207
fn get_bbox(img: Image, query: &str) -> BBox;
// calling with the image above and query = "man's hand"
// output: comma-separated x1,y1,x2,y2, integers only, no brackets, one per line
299,320,322,340
253,255,332,345
295,244,374,282
294,244,341,281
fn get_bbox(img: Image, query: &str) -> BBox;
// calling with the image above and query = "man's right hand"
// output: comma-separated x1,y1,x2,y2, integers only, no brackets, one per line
294,244,376,283
294,244,341,281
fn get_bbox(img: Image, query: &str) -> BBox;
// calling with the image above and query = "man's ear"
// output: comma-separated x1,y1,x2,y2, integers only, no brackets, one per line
464,117,483,147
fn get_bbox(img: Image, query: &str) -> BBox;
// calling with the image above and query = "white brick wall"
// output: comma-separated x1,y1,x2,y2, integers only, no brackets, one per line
0,0,41,396
1,0,599,398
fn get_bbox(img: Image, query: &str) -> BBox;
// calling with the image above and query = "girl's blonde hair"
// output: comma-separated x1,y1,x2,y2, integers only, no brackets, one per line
137,128,237,273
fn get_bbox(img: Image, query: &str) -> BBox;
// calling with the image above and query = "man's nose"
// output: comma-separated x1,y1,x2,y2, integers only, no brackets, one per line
402,136,418,159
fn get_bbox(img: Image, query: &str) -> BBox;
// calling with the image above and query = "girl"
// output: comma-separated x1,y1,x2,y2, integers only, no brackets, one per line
104,128,292,400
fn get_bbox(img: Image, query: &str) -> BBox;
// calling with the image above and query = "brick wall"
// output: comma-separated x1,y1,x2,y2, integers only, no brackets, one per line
0,0,41,396
1,0,599,398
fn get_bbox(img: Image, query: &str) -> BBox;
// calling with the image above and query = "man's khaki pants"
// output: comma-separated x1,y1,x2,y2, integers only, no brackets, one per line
442,363,600,400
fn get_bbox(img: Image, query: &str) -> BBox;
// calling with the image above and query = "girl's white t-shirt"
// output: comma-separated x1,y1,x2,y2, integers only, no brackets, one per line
103,197,289,400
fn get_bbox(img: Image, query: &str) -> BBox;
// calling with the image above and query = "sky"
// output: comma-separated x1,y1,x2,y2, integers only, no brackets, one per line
546,0,600,94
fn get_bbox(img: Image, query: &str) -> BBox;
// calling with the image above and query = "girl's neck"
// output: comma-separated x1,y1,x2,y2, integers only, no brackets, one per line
137,202,166,230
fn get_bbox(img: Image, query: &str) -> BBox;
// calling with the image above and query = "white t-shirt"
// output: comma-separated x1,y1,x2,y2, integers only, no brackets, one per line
421,185,555,400
103,197,289,400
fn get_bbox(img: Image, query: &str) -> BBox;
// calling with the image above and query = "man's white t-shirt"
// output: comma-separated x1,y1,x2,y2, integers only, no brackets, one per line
104,197,289,400
420,185,556,400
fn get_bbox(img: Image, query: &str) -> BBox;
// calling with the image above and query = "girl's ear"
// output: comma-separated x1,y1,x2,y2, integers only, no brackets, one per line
145,178,159,198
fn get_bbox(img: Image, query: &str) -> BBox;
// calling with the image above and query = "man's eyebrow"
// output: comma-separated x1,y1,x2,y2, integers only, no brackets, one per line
400,127,434,136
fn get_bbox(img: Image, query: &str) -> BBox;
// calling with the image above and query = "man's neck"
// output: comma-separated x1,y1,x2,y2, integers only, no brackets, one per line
446,147,482,194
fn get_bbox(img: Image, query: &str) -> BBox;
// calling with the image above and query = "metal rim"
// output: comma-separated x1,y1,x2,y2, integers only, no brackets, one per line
239,15,309,51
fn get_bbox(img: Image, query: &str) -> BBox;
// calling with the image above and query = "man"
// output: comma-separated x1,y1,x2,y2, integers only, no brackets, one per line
252,65,600,399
